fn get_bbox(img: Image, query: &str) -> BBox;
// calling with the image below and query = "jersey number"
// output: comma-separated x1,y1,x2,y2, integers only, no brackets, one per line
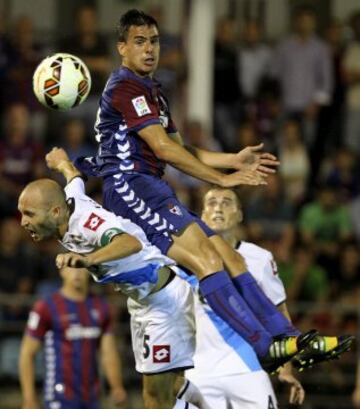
143,334,150,359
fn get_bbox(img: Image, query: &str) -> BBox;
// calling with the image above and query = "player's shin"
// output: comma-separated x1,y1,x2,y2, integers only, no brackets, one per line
232,272,300,337
199,270,272,357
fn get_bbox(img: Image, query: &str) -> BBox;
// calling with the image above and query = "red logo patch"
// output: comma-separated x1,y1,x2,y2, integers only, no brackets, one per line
152,345,170,363
84,213,105,231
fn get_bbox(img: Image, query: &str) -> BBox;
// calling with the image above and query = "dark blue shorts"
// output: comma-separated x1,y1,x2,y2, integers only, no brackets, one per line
103,173,215,254
45,399,100,409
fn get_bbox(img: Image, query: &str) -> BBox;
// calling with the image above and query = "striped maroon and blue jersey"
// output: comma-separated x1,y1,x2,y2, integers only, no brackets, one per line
26,292,113,404
81,66,177,178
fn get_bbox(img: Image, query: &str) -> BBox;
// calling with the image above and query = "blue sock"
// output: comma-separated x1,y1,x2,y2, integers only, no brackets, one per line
233,272,300,337
199,271,273,357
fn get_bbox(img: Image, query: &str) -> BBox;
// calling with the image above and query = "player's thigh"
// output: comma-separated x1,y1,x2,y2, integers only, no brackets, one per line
225,371,278,409
129,277,195,374
209,234,248,276
168,223,223,277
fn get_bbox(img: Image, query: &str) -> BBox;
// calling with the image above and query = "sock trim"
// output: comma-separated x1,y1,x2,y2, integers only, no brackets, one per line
177,379,190,400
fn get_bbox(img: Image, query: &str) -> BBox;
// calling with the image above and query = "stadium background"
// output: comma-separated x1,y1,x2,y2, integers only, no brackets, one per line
0,0,359,408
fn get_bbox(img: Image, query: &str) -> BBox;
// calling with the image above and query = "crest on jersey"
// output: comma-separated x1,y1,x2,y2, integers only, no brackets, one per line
84,213,105,231
168,204,183,216
132,95,151,116
152,345,170,363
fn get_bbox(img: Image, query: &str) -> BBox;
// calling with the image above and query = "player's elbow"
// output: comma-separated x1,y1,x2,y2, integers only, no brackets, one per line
151,141,171,161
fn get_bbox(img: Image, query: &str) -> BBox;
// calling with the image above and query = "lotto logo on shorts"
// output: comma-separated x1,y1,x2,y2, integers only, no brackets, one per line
84,213,105,231
152,345,170,363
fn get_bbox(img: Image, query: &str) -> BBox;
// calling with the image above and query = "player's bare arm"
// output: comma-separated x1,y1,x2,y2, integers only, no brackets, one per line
139,125,267,186
56,233,143,269
19,335,42,409
46,147,81,183
175,132,280,176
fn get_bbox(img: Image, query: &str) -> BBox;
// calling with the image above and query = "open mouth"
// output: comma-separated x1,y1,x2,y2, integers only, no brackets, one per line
213,216,224,222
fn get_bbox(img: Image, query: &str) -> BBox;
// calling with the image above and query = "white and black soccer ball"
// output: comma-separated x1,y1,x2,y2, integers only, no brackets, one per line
33,53,91,111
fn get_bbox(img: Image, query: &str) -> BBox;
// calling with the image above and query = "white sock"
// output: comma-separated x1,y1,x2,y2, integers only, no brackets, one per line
175,378,203,408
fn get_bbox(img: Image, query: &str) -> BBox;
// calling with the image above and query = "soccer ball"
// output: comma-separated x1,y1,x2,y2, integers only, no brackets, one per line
33,53,91,111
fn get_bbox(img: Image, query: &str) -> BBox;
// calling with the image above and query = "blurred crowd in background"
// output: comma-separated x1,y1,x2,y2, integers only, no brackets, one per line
0,1,360,407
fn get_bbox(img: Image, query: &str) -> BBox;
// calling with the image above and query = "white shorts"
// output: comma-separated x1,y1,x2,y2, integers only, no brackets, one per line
183,370,278,409
127,275,196,374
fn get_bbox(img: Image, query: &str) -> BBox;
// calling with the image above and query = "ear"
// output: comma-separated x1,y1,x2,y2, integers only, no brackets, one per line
236,209,243,224
117,41,126,58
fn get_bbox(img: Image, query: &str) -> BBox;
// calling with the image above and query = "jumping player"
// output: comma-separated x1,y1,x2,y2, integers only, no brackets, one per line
18,147,198,409
74,9,350,372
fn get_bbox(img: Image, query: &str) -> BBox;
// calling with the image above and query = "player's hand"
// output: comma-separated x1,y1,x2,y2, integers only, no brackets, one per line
56,252,90,269
232,143,280,176
46,147,70,170
110,385,128,406
278,364,305,405
222,168,267,187
353,387,360,408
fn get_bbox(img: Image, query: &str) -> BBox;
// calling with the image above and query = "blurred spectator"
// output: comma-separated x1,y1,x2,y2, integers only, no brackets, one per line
245,174,295,261
0,218,38,321
236,121,260,151
342,11,360,155
349,195,360,242
272,6,333,150
213,17,242,152
298,185,353,276
278,120,310,205
58,5,112,134
0,13,12,113
322,19,346,153
2,15,47,140
331,241,360,303
3,16,44,112
238,19,272,102
58,118,96,161
0,103,46,217
320,147,360,200
278,244,329,303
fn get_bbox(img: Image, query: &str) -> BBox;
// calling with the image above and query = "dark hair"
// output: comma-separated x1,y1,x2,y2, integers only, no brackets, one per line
116,9,158,42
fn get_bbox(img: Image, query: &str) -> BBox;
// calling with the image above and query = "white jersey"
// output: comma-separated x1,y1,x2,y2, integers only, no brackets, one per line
184,240,286,377
61,177,174,301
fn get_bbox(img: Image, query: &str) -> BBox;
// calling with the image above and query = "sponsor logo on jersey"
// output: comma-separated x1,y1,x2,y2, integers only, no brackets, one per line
84,213,105,231
168,204,183,216
152,345,170,363
65,324,101,340
132,95,151,116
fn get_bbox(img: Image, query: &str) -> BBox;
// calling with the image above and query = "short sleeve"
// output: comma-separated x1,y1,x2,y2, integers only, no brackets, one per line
260,257,287,306
112,79,160,131
26,300,52,341
64,177,86,198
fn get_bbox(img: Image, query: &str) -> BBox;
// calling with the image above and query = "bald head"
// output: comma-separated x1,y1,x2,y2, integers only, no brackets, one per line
18,179,68,242
19,178,66,209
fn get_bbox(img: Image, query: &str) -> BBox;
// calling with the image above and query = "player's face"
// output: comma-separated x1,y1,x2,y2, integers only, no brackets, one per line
61,267,89,292
202,189,242,233
118,24,160,76
18,195,58,242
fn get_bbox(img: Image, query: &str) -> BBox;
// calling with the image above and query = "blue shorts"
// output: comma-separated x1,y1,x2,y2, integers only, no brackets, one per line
103,173,215,254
